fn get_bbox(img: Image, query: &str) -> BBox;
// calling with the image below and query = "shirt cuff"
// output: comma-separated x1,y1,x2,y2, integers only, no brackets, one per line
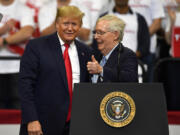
100,68,104,77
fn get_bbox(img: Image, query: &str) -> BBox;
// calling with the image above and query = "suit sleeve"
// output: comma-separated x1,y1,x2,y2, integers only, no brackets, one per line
19,40,40,124
103,49,138,82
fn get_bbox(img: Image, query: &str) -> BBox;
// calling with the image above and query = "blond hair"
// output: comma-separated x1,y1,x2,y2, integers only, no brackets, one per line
97,14,126,41
56,6,84,24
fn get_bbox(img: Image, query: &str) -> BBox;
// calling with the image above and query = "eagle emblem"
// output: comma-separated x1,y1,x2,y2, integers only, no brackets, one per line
111,101,127,119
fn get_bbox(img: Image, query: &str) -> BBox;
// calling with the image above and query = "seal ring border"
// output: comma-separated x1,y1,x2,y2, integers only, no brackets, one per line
100,91,136,128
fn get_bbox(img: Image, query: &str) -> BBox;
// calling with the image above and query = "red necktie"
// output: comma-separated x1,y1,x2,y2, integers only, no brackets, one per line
63,43,73,122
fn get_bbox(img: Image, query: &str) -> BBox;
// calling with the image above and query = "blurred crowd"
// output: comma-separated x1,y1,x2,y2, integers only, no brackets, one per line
0,0,180,109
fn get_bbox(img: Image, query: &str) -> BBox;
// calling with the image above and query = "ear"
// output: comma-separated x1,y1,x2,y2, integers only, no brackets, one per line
55,21,59,30
113,31,120,41
55,17,61,30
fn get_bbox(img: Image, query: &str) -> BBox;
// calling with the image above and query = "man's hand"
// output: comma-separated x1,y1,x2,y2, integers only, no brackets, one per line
167,6,176,25
87,55,103,74
6,19,16,31
27,120,43,135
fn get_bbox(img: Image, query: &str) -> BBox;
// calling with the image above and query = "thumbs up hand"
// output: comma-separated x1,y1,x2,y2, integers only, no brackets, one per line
87,55,103,74
91,55,96,62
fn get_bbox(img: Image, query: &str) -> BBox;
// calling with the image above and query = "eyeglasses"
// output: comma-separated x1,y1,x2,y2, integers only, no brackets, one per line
92,30,109,36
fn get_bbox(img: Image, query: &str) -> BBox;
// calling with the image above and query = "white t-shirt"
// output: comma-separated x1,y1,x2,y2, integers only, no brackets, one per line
38,0,57,32
111,12,138,53
73,0,110,29
0,0,34,73
129,0,165,53
38,0,91,32
70,0,110,44
19,0,52,7
174,12,180,26
19,0,56,38
161,0,177,7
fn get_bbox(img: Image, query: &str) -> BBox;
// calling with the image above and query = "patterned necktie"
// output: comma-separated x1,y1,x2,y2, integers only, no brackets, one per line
100,56,107,67
63,43,72,122
97,56,107,82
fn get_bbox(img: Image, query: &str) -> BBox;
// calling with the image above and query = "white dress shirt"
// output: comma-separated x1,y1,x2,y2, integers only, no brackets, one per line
57,34,80,89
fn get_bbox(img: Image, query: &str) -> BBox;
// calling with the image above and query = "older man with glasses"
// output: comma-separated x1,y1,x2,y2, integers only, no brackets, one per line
87,14,138,83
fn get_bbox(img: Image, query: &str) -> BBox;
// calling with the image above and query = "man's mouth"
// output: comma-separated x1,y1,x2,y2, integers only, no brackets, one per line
97,41,103,44
65,32,74,35
65,34,74,37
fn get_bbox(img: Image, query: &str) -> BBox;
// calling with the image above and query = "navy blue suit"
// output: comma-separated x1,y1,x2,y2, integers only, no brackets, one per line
97,44,138,82
19,33,91,135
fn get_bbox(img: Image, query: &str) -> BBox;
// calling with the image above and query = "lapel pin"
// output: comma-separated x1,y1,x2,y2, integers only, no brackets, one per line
81,52,85,56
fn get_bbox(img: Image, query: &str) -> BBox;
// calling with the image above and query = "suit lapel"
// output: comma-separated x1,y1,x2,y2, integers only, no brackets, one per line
75,40,87,82
47,33,68,90
105,44,123,67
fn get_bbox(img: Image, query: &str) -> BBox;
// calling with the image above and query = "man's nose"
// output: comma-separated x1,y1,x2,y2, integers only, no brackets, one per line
67,24,73,31
94,33,99,39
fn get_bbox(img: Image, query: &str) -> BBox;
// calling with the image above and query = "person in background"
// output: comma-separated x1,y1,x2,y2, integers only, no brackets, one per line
102,0,150,62
73,0,111,28
39,0,92,44
72,0,113,44
87,15,138,83
19,0,55,38
165,0,180,45
129,0,165,82
19,6,91,135
155,0,178,59
0,0,34,109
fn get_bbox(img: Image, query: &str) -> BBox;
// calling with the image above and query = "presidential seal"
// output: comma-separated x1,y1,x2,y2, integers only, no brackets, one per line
100,91,136,128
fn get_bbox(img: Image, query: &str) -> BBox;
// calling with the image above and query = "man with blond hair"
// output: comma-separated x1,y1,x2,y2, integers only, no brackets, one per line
19,6,91,135
87,15,138,82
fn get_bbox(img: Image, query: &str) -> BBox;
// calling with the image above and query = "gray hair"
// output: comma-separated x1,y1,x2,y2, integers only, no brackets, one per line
97,14,126,41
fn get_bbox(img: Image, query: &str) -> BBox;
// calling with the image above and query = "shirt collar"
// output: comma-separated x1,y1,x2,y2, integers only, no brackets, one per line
112,7,134,14
105,43,119,60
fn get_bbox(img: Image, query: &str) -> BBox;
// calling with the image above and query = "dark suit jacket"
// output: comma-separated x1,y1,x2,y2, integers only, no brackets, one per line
19,33,91,135
97,43,138,82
